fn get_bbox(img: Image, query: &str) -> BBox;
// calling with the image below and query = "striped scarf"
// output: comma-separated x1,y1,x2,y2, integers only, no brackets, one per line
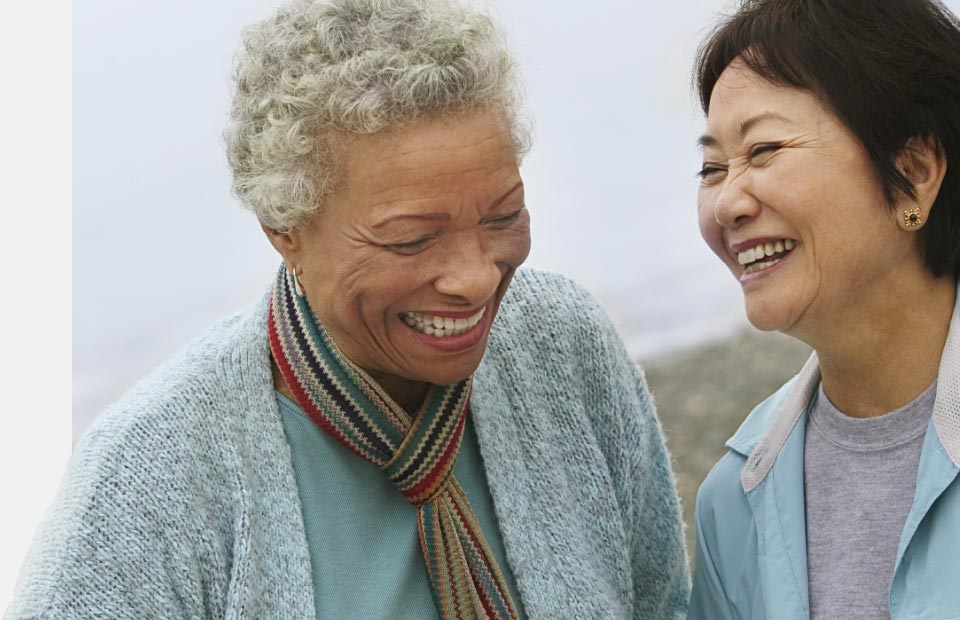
268,266,520,620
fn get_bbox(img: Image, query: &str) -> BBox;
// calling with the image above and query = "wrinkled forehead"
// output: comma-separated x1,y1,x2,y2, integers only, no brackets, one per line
326,110,523,218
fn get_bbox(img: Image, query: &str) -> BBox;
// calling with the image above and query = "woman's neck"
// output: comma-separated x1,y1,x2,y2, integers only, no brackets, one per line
367,370,432,415
807,274,955,418
271,357,431,416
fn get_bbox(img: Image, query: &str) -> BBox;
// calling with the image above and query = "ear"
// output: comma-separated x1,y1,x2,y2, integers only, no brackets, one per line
261,223,304,268
895,136,947,231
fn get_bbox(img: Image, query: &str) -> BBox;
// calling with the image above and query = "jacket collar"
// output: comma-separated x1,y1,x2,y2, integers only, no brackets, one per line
934,282,960,468
724,360,815,459
736,353,820,492
730,280,960,492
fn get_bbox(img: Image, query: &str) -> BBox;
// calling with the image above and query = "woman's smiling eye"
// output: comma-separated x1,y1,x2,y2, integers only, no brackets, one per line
748,143,781,164
385,236,435,255
697,165,726,184
486,210,522,227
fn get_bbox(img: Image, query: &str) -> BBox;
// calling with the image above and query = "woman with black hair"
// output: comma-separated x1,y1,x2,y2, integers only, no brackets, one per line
690,1,960,618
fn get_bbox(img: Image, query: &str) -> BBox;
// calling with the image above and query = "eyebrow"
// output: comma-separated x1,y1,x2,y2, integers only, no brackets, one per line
371,211,452,230
697,111,792,148
739,111,791,136
488,180,524,211
697,135,718,148
371,181,524,229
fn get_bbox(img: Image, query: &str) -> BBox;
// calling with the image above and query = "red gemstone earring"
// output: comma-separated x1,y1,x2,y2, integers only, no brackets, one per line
903,208,922,228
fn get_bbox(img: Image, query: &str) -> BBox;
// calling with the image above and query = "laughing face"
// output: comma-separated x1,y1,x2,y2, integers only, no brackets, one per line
696,61,924,337
270,108,530,396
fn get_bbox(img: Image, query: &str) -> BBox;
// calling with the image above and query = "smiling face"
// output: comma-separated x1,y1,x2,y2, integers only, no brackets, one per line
696,61,927,338
271,109,530,395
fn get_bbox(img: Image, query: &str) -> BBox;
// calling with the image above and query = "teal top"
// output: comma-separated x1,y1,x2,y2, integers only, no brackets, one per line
277,392,527,619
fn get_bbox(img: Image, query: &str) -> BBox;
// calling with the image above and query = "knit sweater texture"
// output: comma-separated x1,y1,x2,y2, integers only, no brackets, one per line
7,268,690,620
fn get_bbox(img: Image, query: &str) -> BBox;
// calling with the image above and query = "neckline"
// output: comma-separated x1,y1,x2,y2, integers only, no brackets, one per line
807,380,937,452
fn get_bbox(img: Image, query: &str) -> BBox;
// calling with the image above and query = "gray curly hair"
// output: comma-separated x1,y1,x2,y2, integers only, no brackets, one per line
224,0,529,231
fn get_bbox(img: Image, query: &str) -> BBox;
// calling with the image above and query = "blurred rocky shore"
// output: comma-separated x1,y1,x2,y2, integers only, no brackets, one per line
641,328,812,555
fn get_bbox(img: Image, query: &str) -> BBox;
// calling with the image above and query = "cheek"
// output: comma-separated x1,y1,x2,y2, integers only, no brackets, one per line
697,192,728,263
492,217,532,268
322,252,415,323
509,228,532,267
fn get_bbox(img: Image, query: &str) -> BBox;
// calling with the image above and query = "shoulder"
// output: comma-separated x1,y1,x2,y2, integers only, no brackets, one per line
499,267,609,325
479,267,660,475
693,448,757,594
695,377,799,530
496,267,649,413
10,298,273,617
90,294,270,440
696,451,748,521
485,267,637,401
72,293,274,518
725,375,799,455
490,268,625,368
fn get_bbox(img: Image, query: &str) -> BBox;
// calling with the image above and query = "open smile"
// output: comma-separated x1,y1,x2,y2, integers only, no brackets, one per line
732,237,797,279
399,307,487,338
397,303,493,353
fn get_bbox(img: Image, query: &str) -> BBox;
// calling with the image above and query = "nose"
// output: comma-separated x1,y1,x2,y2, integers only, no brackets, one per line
433,236,502,305
712,170,761,228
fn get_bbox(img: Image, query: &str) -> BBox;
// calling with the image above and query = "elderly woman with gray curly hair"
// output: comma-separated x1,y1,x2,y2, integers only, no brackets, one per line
7,0,689,618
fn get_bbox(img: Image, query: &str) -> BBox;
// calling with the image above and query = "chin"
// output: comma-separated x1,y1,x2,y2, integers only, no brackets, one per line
743,296,795,333
398,318,496,386
421,356,484,386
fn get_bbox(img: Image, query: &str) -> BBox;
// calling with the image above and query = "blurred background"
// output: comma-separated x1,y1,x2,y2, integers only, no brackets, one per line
74,0,834,552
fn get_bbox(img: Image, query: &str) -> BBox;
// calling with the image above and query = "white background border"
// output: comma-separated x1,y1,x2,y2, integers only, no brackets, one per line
0,0,72,610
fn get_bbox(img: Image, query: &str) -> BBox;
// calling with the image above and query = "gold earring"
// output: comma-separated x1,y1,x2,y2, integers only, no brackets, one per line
294,270,305,297
904,208,922,227
288,267,306,297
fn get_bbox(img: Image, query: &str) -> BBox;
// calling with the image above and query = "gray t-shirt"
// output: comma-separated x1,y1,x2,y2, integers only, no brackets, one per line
804,380,936,620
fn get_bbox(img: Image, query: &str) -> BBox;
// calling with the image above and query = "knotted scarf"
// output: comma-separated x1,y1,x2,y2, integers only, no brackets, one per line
268,267,520,620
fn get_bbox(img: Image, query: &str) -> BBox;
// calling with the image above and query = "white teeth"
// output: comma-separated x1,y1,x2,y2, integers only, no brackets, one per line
744,258,781,274
736,238,796,269
399,307,487,338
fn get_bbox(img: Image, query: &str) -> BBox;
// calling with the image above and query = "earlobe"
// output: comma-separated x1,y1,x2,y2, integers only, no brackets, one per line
262,225,307,295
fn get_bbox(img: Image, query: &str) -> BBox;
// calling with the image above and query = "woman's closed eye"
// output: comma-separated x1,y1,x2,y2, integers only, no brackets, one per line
385,236,436,255
697,164,727,184
485,209,523,228
698,143,781,183
748,143,781,165
383,209,524,253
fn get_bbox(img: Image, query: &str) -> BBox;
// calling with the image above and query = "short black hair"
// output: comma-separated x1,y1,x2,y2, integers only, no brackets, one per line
695,0,960,279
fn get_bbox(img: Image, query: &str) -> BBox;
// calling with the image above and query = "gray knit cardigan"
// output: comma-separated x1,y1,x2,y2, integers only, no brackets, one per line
8,268,689,620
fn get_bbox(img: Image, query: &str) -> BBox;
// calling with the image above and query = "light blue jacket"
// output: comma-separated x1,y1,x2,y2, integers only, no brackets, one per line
689,286,960,620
